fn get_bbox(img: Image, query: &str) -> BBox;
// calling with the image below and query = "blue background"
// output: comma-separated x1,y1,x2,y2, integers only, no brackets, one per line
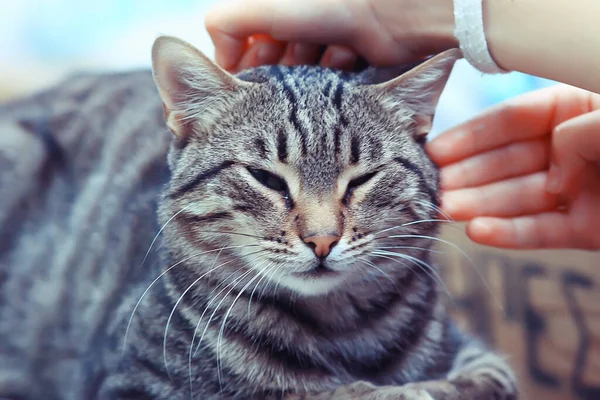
0,0,558,136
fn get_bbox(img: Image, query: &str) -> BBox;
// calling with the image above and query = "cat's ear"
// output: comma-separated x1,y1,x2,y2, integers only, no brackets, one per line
151,35,251,138
369,49,461,142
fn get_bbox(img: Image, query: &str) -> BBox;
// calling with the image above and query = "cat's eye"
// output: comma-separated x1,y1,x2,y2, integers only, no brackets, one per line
344,171,378,204
348,171,378,190
247,167,288,193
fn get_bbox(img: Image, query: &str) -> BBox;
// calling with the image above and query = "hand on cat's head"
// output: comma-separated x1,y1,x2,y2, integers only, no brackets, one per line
203,0,457,73
150,35,459,296
428,85,600,251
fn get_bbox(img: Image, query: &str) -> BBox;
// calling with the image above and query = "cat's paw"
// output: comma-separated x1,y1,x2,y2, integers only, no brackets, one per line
364,386,436,400
281,380,459,400
384,381,458,400
325,380,457,400
364,383,455,400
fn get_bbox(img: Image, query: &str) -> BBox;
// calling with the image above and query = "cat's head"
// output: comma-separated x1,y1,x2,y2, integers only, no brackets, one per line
151,36,459,296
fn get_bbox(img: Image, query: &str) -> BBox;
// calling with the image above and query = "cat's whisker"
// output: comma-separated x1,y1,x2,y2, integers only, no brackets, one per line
368,222,433,239
367,254,415,289
377,245,444,254
190,266,259,397
369,217,453,239
271,262,290,295
188,254,267,397
355,256,396,288
216,262,275,393
371,250,453,301
259,260,287,299
382,234,503,312
162,244,246,379
354,265,383,292
354,257,389,292
164,244,224,379
141,205,192,261
122,243,259,358
188,264,246,396
201,230,267,240
192,266,259,359
247,260,280,318
401,219,454,227
414,199,454,222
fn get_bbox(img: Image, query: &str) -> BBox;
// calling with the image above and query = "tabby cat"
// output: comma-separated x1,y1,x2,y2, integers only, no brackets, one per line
0,36,518,399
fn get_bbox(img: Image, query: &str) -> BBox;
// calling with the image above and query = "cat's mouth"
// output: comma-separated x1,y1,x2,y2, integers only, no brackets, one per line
293,263,340,279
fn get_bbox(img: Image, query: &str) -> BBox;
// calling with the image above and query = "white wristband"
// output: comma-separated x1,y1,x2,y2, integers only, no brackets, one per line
453,0,508,74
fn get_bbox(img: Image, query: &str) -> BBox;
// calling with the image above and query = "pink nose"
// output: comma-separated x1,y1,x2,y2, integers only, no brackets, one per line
303,235,340,259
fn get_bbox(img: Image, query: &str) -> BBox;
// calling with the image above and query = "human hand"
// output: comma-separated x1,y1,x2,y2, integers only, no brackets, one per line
427,85,600,250
204,0,457,72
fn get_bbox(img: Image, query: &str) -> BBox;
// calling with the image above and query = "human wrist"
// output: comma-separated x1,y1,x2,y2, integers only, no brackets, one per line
367,0,457,57
481,0,511,71
413,0,458,53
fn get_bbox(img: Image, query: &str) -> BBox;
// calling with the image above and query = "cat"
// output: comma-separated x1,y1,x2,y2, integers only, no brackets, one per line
0,35,518,400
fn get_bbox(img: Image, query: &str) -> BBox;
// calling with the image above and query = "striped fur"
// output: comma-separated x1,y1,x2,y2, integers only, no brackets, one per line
0,36,517,399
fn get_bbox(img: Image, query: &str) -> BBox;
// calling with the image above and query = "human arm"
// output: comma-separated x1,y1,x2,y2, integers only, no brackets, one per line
484,0,600,94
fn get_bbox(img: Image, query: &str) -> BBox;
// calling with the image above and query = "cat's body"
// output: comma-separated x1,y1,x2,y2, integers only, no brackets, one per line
0,71,171,399
0,37,518,400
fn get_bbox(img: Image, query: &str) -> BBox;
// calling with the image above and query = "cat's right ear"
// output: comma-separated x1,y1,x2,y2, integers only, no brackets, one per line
365,49,461,143
151,35,251,138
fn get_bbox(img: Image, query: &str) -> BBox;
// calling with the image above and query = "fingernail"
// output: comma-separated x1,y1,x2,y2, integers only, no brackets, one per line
291,43,314,63
256,44,270,61
545,164,562,193
327,48,355,69
255,43,277,64
470,218,493,238
256,40,286,65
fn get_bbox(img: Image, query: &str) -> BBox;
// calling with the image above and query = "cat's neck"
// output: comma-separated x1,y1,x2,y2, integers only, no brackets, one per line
159,249,439,333
146,249,446,389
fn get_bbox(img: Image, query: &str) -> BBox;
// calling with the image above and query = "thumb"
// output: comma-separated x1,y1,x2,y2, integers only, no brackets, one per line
545,108,600,194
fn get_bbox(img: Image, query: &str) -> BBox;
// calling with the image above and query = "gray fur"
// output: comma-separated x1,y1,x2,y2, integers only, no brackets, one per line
0,36,517,399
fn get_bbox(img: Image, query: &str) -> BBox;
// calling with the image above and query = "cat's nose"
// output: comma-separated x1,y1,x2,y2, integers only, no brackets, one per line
303,235,341,259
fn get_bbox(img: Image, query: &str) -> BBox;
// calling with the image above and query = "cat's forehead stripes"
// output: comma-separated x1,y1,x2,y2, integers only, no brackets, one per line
276,130,288,163
240,65,381,189
265,66,309,156
350,136,361,165
254,138,269,159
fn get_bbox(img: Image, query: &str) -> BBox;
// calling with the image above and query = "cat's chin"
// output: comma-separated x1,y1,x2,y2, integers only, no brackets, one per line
276,271,348,296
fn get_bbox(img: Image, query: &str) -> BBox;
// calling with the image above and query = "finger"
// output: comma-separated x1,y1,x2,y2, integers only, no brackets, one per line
319,45,357,70
234,37,286,72
546,107,600,194
427,85,593,166
439,139,549,190
466,213,577,249
279,42,323,66
441,172,562,221
205,0,357,70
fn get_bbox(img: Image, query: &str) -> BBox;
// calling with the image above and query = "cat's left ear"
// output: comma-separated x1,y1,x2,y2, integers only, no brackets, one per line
369,49,461,142
151,35,252,138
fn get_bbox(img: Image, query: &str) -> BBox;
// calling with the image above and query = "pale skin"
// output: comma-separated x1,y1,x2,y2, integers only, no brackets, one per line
204,0,600,251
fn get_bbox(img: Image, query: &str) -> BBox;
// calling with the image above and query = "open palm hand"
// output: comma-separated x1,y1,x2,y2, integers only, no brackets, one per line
427,85,600,250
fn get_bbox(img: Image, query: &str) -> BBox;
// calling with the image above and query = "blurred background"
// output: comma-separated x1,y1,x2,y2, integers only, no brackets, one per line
1,0,558,137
